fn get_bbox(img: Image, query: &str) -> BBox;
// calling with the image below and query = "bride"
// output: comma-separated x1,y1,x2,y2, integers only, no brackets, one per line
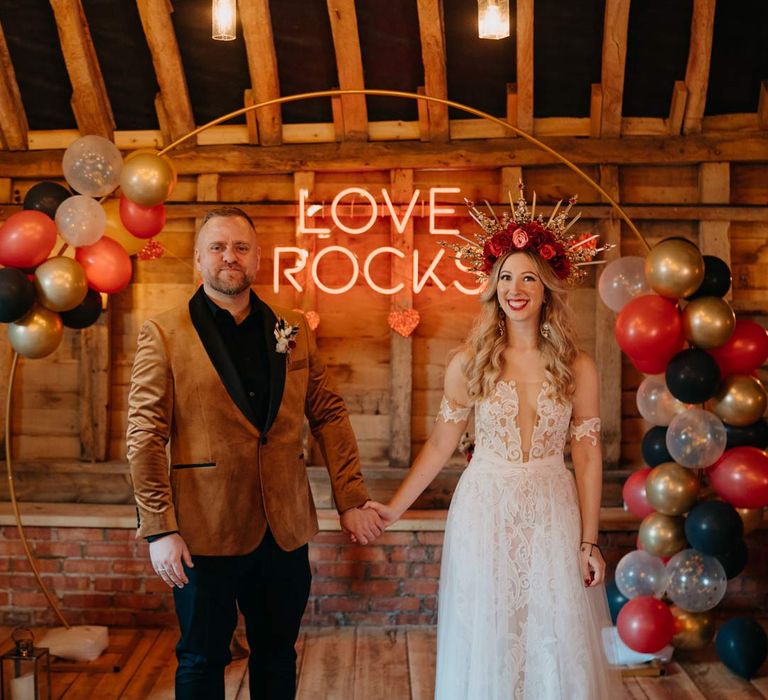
366,193,622,699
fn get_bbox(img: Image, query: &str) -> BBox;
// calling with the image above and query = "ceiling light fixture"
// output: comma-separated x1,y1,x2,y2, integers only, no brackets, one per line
478,0,510,40
212,0,236,41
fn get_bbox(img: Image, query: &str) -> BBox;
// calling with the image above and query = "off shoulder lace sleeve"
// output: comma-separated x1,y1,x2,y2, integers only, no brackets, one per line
569,416,601,446
438,396,472,423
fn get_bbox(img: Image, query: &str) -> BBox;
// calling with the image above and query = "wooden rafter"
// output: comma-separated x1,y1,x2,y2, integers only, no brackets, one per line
326,0,368,141
758,80,768,130
136,0,196,144
516,0,534,134
416,0,449,142
240,0,282,147
667,80,688,135
0,21,27,150
50,0,114,139
683,0,715,135
600,0,630,138
4,132,768,178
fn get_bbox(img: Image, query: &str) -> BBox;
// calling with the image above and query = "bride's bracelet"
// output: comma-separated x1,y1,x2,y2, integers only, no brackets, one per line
580,540,602,557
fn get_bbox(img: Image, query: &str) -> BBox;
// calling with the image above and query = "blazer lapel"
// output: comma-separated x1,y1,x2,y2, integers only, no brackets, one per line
259,299,286,434
188,287,259,428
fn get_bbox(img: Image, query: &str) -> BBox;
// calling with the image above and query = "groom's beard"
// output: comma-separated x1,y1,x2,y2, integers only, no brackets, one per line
208,266,255,295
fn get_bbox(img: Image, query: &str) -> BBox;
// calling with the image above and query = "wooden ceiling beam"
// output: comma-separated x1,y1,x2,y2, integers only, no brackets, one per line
416,0,449,142
667,80,688,135
516,0,534,134
600,0,630,138
50,0,114,139
326,0,368,141
683,0,715,135
0,22,28,150
136,0,196,145
5,132,768,178
240,0,282,147
758,80,768,130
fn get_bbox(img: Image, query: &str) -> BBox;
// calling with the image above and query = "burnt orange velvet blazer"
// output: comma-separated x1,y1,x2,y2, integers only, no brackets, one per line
126,287,369,555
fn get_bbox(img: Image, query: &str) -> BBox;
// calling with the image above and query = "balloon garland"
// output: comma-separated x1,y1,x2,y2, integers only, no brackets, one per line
607,237,768,675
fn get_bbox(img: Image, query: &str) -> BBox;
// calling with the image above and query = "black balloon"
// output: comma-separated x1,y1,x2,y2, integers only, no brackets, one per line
685,500,743,556
22,181,71,219
725,418,768,450
605,579,629,624
716,617,767,679
642,426,673,467
665,348,721,404
59,288,102,329
0,267,35,322
687,255,732,299
716,539,748,580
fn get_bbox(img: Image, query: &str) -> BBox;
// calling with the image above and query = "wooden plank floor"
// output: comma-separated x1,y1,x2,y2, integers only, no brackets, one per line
1,626,767,699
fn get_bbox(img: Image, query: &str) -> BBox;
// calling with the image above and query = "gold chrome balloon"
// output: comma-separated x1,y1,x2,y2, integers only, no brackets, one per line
638,512,687,557
670,606,715,650
119,152,173,206
8,306,63,359
682,296,736,349
707,375,768,427
736,507,765,535
645,462,700,515
34,256,88,312
645,239,705,299
102,199,144,256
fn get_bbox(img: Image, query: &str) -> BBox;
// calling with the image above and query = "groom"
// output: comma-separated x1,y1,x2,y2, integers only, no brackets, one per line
127,207,383,700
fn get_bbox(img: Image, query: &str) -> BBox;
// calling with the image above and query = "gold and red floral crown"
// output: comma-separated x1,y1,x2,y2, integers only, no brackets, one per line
442,183,612,285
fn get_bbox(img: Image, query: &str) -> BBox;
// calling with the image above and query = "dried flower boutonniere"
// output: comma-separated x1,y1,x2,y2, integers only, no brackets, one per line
274,317,300,355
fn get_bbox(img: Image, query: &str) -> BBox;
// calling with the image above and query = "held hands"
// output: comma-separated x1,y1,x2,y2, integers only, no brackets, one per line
340,504,385,545
363,500,400,529
149,533,193,588
579,541,605,588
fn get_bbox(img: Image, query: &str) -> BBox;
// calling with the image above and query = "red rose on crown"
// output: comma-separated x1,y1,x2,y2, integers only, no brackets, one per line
539,243,556,260
551,255,571,279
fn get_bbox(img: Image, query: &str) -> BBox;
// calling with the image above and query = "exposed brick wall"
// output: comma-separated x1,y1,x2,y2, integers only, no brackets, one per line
1,525,766,627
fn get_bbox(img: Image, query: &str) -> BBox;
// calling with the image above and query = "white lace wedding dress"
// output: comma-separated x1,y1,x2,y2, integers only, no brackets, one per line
435,379,622,700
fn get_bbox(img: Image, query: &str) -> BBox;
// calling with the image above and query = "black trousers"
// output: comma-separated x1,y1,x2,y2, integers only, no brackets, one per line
173,530,311,700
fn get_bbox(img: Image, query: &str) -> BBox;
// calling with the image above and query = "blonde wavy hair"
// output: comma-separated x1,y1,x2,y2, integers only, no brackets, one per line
460,251,579,402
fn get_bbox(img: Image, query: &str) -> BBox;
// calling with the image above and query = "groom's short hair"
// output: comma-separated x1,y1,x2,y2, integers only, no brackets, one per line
198,207,255,237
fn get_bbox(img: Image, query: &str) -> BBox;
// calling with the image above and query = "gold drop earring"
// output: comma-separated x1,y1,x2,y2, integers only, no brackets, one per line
498,307,505,337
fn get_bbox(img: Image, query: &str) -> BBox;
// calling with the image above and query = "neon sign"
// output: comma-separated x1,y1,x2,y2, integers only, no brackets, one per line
274,187,483,296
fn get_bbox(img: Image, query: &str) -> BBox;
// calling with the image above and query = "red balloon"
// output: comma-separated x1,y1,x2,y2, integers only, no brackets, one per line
0,210,57,268
623,468,656,519
119,196,166,239
617,596,674,653
708,320,768,376
707,447,768,508
75,237,132,294
615,295,683,361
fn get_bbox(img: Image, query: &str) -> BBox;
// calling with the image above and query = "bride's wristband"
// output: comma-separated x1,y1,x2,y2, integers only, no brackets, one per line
580,540,602,557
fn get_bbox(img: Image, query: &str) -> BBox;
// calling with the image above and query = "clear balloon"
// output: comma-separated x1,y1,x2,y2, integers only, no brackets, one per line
55,195,106,247
615,550,667,599
665,548,727,612
62,135,123,197
598,256,651,312
636,374,688,426
666,408,727,468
